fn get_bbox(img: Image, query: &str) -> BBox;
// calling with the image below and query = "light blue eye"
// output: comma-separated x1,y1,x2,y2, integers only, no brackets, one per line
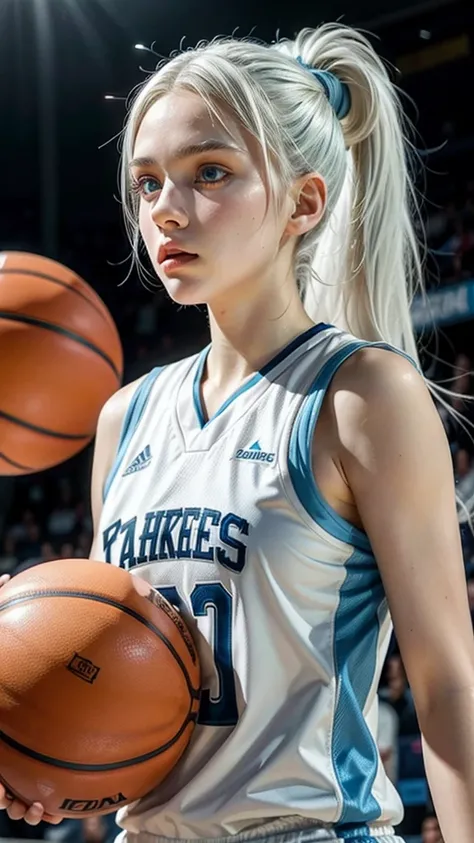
200,166,227,183
141,178,160,195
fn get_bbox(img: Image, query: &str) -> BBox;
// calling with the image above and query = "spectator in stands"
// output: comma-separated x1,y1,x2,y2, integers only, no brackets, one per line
379,654,419,735
41,541,56,562
74,501,93,536
7,509,37,544
82,815,116,843
467,576,474,626
421,814,443,842
377,699,399,783
15,522,42,564
47,481,78,539
76,530,93,557
445,354,474,476
0,534,17,573
14,540,56,575
59,542,76,559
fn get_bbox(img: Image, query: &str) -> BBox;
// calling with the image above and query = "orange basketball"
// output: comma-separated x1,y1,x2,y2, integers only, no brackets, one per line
0,559,201,817
0,251,123,475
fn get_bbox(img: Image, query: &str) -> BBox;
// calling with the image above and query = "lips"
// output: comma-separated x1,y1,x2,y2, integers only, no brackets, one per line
158,245,197,265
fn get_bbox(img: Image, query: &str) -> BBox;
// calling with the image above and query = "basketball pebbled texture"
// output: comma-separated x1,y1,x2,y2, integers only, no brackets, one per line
0,559,201,816
0,251,123,475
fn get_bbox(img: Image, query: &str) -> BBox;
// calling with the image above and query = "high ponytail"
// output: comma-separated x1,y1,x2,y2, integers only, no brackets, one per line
123,23,423,361
275,24,423,363
121,22,473,515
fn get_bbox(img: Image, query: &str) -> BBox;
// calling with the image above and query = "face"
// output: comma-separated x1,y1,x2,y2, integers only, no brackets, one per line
422,817,441,843
131,90,295,308
387,656,404,682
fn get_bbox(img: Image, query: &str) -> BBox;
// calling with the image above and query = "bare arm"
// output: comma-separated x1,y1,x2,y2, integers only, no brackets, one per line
89,376,146,558
332,348,474,843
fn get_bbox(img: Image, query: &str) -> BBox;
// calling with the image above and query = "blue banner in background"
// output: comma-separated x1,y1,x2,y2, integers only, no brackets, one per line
412,279,474,330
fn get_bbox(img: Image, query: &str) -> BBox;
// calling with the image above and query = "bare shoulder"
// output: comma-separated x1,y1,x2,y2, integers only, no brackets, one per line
332,345,423,402
90,374,148,538
311,347,437,527
97,374,147,434
326,346,442,452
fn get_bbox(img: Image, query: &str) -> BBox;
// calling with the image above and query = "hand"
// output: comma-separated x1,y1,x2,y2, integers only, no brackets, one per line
0,575,11,588
0,782,63,825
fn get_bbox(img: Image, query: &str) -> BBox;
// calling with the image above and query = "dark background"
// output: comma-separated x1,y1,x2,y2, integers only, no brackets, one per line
1,2,474,841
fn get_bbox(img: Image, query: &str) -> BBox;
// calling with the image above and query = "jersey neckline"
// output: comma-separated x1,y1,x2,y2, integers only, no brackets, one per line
192,323,330,430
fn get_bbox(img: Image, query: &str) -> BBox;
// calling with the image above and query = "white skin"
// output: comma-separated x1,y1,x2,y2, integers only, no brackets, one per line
133,90,322,405
3,91,474,839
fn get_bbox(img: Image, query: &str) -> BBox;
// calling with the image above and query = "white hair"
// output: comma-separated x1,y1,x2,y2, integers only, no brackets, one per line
120,24,473,522
121,24,423,362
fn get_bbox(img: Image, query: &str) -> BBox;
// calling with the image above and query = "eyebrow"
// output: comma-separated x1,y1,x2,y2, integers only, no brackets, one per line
129,139,244,170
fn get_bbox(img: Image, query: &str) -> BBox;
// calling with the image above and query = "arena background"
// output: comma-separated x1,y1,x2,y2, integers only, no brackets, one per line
1,0,474,841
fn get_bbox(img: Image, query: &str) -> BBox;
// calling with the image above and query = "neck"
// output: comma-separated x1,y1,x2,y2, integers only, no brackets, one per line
205,274,314,387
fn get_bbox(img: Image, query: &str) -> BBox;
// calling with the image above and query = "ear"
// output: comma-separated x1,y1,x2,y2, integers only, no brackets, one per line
285,173,327,237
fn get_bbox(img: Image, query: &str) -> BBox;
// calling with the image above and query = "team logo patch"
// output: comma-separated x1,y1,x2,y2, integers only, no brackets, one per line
234,440,276,464
123,445,152,476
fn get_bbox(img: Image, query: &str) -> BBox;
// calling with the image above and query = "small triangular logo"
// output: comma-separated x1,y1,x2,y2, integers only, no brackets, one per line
249,441,262,451
123,445,152,476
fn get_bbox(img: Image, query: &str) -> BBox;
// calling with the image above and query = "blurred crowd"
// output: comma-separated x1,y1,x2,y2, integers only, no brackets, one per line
426,177,474,286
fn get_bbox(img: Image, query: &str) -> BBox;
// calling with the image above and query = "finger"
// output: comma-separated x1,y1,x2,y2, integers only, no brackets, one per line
44,813,64,824
0,790,13,810
23,802,45,826
0,574,11,587
6,799,29,822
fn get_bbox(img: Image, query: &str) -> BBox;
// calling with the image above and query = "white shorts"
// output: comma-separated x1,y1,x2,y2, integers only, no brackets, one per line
206,826,404,843
122,824,405,843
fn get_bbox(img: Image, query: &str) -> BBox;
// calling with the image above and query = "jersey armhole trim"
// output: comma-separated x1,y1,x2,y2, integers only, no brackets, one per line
288,341,416,553
102,366,164,502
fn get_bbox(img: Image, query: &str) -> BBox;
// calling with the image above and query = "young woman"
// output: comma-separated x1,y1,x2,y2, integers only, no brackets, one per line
1,22,473,843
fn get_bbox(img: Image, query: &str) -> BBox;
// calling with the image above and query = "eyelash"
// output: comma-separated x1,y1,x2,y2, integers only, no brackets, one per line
131,165,231,199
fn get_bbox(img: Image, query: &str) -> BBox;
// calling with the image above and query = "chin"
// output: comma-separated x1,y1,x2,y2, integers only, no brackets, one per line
163,278,208,307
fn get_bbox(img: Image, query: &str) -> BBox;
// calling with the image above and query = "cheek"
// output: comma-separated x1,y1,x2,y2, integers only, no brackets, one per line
139,203,155,247
206,185,269,247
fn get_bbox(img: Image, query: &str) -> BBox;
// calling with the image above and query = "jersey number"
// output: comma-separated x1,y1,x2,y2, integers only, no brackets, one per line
157,583,238,727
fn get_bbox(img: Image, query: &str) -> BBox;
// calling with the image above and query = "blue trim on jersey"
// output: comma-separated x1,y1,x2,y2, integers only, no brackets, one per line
288,338,418,826
288,340,372,552
336,828,378,841
288,340,417,551
332,547,385,825
259,322,331,376
193,322,331,429
193,347,210,429
102,366,163,502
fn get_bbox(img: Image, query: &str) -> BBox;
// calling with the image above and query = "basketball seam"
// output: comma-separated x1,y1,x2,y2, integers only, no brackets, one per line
0,711,198,772
0,590,199,697
0,452,35,471
0,268,115,328
0,311,121,382
0,589,200,771
0,409,92,440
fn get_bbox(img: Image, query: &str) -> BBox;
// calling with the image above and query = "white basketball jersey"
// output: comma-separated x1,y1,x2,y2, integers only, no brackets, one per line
97,324,406,841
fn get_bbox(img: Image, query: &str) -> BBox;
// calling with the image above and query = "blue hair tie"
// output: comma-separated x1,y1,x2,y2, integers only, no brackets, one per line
296,56,351,120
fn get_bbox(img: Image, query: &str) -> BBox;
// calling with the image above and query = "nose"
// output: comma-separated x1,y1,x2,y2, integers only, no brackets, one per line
150,179,189,231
